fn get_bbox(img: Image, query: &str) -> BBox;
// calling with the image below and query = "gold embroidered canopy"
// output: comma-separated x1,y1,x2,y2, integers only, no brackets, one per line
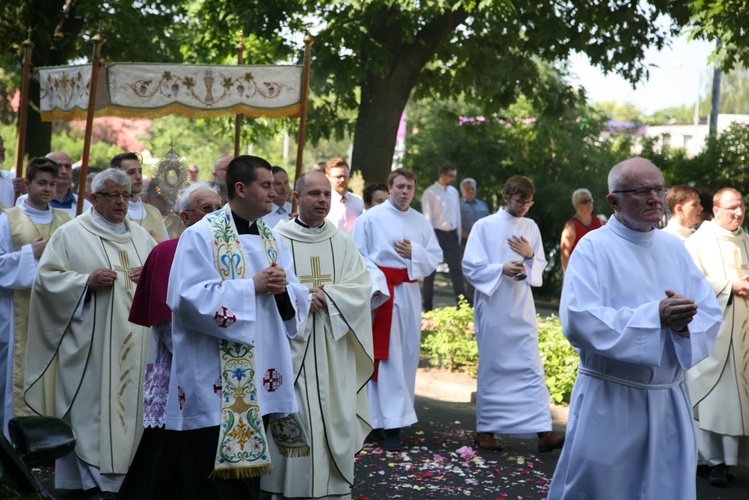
38,63,304,121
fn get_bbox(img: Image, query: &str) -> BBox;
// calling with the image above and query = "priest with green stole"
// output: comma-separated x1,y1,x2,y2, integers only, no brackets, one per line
0,158,70,436
24,168,156,496
263,171,374,499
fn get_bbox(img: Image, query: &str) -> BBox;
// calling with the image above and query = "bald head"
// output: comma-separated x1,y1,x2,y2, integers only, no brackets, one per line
179,186,222,228
294,171,332,227
606,157,666,232
45,151,73,192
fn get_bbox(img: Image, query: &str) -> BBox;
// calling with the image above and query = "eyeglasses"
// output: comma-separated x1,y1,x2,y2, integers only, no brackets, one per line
186,204,222,214
96,191,130,200
578,198,593,204
510,197,534,207
715,205,744,214
611,185,669,198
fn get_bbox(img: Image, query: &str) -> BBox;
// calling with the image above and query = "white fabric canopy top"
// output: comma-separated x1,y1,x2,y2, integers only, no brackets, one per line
38,63,303,121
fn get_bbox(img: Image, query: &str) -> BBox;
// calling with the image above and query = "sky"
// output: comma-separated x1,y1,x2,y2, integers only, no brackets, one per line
567,33,716,115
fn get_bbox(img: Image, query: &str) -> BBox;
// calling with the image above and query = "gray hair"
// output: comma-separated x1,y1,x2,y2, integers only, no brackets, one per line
92,168,131,193
460,178,477,189
572,188,592,205
176,182,219,212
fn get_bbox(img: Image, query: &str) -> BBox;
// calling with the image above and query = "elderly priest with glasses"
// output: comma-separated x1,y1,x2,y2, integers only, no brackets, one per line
547,157,722,500
24,168,157,497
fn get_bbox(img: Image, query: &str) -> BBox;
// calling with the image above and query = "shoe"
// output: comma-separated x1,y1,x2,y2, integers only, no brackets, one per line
473,432,505,451
708,463,727,487
383,428,403,451
366,428,384,444
537,431,565,453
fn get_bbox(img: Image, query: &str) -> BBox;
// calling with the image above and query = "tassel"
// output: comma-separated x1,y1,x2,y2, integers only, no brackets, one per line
277,444,310,458
209,463,273,480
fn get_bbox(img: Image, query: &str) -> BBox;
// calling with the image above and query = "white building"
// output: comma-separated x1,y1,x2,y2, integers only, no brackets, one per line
644,114,749,157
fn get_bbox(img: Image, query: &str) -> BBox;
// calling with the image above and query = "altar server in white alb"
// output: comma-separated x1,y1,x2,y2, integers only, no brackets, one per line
166,155,309,498
24,168,156,495
0,159,70,436
462,175,564,453
685,187,749,485
547,157,722,500
353,168,442,450
264,171,374,498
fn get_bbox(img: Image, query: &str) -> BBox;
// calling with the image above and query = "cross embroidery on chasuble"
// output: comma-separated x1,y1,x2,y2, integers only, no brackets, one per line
113,250,136,296
299,256,333,288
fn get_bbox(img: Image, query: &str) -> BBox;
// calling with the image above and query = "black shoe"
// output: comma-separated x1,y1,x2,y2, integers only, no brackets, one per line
383,428,403,451
366,428,384,444
708,463,727,487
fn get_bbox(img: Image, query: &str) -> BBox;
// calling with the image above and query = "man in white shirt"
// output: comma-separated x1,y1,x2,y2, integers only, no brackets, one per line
15,151,93,218
421,163,467,311
261,166,293,228
325,157,363,234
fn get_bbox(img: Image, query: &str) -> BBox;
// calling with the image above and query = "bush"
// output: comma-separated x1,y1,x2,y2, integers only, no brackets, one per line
421,305,579,404
538,315,579,404
421,298,478,377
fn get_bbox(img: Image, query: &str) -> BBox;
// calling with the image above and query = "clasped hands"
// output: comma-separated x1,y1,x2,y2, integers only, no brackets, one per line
88,266,143,290
659,289,697,338
732,276,749,297
253,262,288,295
502,235,533,279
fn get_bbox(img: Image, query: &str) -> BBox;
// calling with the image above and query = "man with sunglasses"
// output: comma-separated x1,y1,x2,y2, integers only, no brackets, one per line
548,157,721,499
0,158,71,437
685,187,749,486
560,188,602,273
463,175,563,454
25,168,157,497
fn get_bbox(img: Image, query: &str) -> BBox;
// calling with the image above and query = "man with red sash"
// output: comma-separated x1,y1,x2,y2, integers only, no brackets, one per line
353,168,442,450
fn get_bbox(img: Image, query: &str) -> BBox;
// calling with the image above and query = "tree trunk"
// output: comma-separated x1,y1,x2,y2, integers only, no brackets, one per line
351,9,469,184
351,81,410,185
24,78,52,159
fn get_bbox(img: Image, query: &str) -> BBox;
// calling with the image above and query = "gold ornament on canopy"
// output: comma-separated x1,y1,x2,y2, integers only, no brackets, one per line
152,148,188,206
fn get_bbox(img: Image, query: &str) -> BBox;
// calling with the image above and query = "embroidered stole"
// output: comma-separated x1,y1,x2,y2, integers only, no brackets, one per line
207,207,278,478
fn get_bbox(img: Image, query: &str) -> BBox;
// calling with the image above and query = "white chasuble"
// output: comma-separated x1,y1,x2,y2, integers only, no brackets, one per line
264,220,373,498
686,220,749,441
24,210,156,474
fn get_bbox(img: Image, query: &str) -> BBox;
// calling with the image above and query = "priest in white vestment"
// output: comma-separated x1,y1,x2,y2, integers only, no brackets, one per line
352,168,442,450
263,171,374,498
548,158,722,500
685,187,749,485
462,175,564,453
0,159,70,436
24,168,156,495
166,155,309,499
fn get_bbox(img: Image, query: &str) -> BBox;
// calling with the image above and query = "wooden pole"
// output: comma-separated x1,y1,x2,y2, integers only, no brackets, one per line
233,31,245,157
292,34,314,213
76,32,104,216
14,28,34,199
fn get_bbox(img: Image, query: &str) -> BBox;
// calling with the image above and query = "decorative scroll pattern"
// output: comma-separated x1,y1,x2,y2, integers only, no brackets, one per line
38,63,303,121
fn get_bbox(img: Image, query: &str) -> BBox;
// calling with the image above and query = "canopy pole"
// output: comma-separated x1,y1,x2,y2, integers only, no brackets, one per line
76,32,104,216
292,34,313,214
233,31,245,157
14,28,34,198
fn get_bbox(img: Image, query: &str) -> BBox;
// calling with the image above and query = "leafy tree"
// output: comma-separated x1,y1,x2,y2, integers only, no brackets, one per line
184,0,692,184
1,0,189,158
405,64,621,296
